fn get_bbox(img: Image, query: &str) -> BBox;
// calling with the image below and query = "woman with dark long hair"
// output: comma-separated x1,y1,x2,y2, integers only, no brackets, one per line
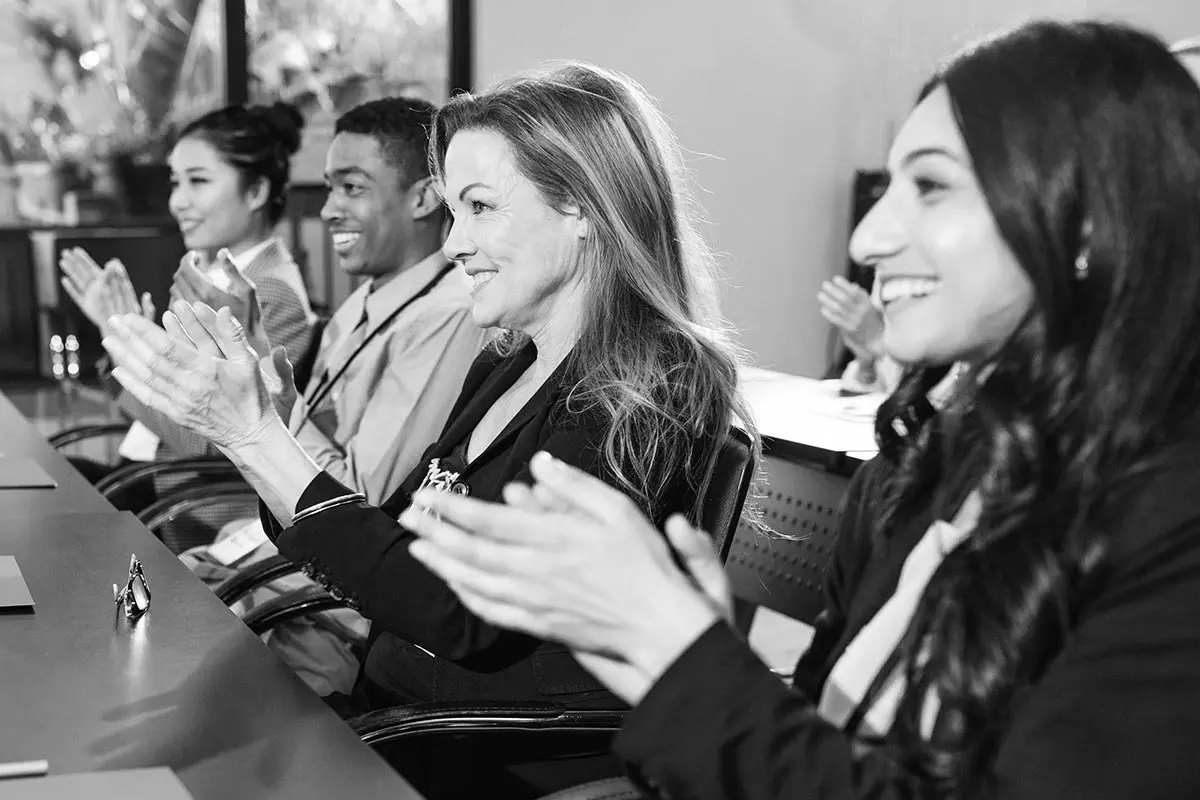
399,20,1200,798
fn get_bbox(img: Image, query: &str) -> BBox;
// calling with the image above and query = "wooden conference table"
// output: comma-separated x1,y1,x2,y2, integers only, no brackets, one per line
0,393,423,798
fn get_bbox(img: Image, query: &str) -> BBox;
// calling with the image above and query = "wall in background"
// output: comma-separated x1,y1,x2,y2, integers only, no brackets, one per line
475,0,1200,376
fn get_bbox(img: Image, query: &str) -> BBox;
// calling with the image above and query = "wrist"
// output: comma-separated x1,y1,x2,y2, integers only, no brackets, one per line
623,581,719,690
228,412,290,463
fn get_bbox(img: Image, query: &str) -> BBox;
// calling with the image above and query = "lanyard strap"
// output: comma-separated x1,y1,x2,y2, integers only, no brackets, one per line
297,263,456,430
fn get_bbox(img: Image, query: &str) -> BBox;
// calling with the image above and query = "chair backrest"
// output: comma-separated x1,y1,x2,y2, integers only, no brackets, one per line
724,454,851,628
701,426,756,561
138,482,261,554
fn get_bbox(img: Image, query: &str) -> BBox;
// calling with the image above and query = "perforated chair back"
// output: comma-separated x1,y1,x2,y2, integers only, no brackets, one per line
702,427,756,560
725,455,850,627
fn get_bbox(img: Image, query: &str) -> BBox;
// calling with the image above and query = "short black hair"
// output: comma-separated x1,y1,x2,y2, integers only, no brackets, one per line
334,97,436,186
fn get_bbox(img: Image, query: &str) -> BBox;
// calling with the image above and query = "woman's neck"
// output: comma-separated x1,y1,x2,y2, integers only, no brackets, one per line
525,281,585,378
213,227,273,261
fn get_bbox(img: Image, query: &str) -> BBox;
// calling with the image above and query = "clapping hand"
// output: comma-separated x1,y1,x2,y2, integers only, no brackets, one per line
818,275,885,361
59,249,155,335
101,302,281,451
400,454,726,704
172,249,271,357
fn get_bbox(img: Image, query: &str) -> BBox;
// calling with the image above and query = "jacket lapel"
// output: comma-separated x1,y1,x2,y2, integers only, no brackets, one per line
459,346,575,474
436,344,537,452
241,237,291,281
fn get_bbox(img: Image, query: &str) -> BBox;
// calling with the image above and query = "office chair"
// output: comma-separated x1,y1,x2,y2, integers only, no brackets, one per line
214,428,756,796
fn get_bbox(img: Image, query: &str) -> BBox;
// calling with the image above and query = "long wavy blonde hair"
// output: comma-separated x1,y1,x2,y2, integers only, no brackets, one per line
430,62,759,524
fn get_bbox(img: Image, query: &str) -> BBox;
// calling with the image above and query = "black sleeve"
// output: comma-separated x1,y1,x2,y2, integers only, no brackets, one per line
267,424,606,668
791,456,882,699
614,486,1200,799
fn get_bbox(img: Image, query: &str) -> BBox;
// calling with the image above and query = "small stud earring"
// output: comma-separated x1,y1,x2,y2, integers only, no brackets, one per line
1074,249,1090,281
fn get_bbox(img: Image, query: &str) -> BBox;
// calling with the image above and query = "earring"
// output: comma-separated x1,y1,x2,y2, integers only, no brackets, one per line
1075,217,1093,282
1074,248,1090,281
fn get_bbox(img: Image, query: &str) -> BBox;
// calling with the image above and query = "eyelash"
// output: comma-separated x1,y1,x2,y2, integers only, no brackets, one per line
914,177,946,197
324,182,365,197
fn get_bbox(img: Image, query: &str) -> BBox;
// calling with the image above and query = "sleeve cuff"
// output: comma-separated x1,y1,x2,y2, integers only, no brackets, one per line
296,470,354,511
262,471,356,543
614,622,800,788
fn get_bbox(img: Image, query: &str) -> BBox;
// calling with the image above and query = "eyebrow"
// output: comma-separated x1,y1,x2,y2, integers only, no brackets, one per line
325,167,374,182
899,146,964,168
457,182,491,201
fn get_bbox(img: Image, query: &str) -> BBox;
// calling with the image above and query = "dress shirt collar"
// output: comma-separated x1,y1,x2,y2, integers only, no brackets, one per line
362,251,455,333
227,237,276,272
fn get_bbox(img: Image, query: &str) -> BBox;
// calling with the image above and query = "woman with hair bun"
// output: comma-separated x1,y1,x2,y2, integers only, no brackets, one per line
61,101,317,503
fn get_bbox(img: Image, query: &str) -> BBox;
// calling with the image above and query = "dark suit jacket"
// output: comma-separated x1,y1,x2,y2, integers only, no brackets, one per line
266,342,706,709
613,442,1200,799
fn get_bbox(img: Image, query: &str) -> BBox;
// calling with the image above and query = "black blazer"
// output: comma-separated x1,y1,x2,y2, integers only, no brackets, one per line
612,442,1200,799
266,343,704,709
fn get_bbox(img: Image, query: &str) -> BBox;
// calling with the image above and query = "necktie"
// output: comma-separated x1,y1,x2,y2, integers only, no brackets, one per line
332,292,371,369
307,286,372,406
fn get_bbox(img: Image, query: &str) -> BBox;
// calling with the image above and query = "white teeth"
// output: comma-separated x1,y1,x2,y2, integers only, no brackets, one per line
332,233,360,248
880,277,940,304
471,272,495,288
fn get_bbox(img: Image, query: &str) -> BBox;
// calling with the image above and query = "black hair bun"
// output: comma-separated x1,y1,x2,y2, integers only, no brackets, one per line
257,101,306,155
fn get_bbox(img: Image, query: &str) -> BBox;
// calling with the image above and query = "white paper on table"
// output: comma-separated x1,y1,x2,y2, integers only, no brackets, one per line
118,421,161,462
741,376,881,454
207,521,270,566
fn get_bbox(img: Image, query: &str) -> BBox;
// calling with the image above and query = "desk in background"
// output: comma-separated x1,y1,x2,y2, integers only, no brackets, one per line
733,367,883,671
740,365,880,475
0,391,422,799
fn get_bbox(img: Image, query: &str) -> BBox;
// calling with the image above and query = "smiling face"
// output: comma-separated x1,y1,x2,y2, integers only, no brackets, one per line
168,136,266,252
320,132,414,277
848,86,1035,367
440,128,588,335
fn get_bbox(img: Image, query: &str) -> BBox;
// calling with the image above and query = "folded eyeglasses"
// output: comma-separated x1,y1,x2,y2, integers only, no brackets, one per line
113,553,151,619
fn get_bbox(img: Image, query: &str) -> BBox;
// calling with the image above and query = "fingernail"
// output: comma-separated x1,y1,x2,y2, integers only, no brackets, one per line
409,540,431,563
532,451,561,469
107,316,124,332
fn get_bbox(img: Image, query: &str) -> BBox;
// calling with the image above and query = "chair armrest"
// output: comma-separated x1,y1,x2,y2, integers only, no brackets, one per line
239,584,342,635
137,482,259,532
96,456,243,500
348,700,627,747
213,554,303,605
47,422,129,450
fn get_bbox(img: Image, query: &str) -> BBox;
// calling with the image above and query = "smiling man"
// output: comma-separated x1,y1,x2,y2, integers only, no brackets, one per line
182,97,486,697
